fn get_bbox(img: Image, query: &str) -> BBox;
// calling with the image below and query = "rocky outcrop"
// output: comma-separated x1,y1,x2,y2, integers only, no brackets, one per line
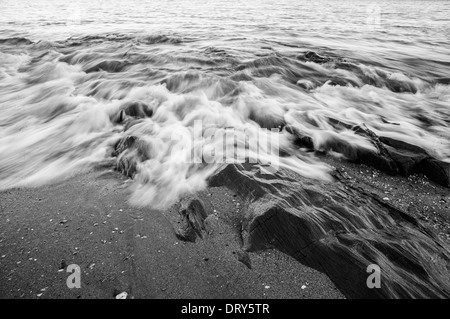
208,163,450,298
286,123,450,187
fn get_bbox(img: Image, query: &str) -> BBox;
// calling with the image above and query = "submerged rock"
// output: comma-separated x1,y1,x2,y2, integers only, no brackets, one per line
301,51,332,64
112,101,153,124
112,135,152,178
286,121,450,188
84,60,130,73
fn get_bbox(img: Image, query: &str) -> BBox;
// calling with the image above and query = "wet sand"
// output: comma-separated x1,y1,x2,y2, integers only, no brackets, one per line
1,156,449,299
0,169,343,299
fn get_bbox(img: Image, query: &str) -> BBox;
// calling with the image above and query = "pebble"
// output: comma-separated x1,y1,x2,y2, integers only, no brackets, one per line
115,292,127,299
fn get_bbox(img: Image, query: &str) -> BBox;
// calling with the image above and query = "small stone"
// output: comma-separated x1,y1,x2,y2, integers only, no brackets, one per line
115,292,127,299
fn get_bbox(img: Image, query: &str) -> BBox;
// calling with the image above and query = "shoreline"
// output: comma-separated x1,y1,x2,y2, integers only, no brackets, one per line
0,169,343,299
0,153,449,299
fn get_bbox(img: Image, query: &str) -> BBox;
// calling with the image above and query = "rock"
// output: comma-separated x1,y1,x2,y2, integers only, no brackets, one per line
285,121,450,187
84,60,130,74
112,136,136,157
301,51,332,64
378,136,429,155
284,125,314,150
417,159,450,187
111,101,153,124
377,136,429,176
112,136,152,178
248,108,285,130
120,101,153,121
0,37,33,45
115,292,128,299
116,152,139,178
59,260,66,270
174,196,208,242
208,163,450,298
383,146,428,176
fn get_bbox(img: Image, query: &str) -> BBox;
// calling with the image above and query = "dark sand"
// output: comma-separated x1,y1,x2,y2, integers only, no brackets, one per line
1,155,449,299
0,169,344,299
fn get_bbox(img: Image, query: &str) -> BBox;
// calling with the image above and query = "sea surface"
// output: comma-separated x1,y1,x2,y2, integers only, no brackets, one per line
0,0,449,207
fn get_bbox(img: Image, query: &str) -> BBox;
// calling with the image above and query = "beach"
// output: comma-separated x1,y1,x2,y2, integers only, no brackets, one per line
0,169,345,299
1,0,449,299
1,153,449,298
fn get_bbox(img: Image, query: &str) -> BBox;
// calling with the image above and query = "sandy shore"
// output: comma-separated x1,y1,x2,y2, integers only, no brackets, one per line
1,152,449,299
0,169,344,299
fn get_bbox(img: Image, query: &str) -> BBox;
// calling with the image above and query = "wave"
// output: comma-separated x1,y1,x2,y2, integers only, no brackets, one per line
0,34,449,204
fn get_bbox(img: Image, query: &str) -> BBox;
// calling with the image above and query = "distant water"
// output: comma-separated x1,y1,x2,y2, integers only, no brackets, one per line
1,0,449,207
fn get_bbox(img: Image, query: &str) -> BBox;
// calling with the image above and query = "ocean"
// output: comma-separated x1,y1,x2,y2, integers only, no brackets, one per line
0,0,449,206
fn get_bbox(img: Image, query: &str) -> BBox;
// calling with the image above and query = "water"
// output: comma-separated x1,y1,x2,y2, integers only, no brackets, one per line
0,0,450,207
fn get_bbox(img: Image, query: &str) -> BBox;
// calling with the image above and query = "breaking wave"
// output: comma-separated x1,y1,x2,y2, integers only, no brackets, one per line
1,30,450,208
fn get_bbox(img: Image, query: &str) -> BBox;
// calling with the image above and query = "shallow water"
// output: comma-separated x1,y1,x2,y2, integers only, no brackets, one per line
0,0,449,207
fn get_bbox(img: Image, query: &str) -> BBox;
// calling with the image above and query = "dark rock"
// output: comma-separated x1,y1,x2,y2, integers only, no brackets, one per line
112,136,153,178
121,101,153,119
59,260,67,270
417,159,450,187
0,37,33,45
384,145,428,176
284,125,314,150
208,163,450,298
302,51,332,64
112,136,136,157
379,136,429,155
112,101,153,124
355,147,398,175
84,60,130,73
116,152,139,178
286,121,450,186
174,197,208,242
248,109,285,130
